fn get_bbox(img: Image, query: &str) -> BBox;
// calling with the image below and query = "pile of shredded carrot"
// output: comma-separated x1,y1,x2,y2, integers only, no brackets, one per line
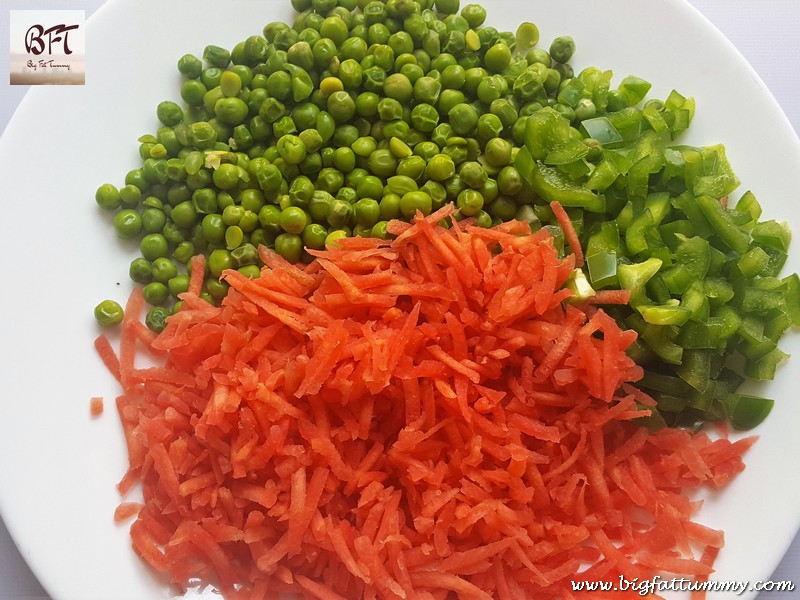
96,205,755,600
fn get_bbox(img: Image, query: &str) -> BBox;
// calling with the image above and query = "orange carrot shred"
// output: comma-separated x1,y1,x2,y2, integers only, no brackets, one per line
98,207,755,599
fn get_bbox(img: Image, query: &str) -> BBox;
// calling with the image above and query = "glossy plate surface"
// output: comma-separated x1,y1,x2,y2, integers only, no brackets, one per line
0,1,798,598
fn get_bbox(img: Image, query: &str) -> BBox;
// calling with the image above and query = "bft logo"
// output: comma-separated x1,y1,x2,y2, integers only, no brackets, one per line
25,23,80,56
9,10,85,84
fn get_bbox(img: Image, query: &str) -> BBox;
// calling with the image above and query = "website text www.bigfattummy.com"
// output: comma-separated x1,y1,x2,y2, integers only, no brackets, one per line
570,575,796,596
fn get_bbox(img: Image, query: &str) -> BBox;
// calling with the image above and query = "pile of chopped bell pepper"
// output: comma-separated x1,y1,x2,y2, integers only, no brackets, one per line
514,69,799,430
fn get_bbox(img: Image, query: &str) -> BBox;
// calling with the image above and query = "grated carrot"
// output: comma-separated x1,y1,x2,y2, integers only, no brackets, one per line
99,206,754,599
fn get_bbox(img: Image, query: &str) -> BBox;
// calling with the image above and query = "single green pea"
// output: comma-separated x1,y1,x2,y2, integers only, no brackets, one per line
550,35,576,64
459,161,488,189
497,165,524,196
169,201,197,229
201,213,226,244
302,223,329,250
426,154,456,181
206,278,230,301
316,168,345,194
225,225,244,250
141,207,167,234
208,248,234,277
274,232,303,262
172,241,195,264
129,258,153,284
140,233,169,261
410,103,439,133
177,54,202,78
383,73,413,103
327,198,353,228
487,196,517,221
356,174,384,200
456,188,484,216
279,206,310,235
117,185,142,209
367,148,398,178
353,198,381,227
112,209,142,239
400,190,432,218
95,183,121,210
332,147,357,172
484,137,513,167
203,45,231,69
145,306,171,333
156,101,183,127
327,90,357,123
379,193,401,220
396,155,427,180
142,281,169,306
325,229,349,247
214,97,249,125
231,243,259,267
94,300,124,327
151,257,178,284
447,103,478,136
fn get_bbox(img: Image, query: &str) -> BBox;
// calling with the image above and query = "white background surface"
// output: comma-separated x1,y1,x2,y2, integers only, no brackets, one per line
0,0,798,598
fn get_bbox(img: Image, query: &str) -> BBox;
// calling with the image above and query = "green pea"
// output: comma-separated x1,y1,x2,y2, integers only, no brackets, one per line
206,278,230,301
200,213,225,244
550,35,576,64
497,165,524,196
172,241,196,264
367,148,398,178
208,248,234,277
477,177,498,204
94,300,124,327
383,73,413,103
484,137,512,167
332,147,357,172
400,190,432,218
323,230,347,247
231,243,259,266
177,54,202,78
143,281,170,306
112,209,142,239
354,198,381,227
258,205,283,233
302,223,329,250
214,97,249,125
326,90,356,124
397,155,427,180
356,174,384,200
327,198,353,228
460,3,486,27
456,188,484,216
238,265,262,279
411,103,440,133
280,206,310,235
140,233,168,261
169,201,197,229
275,232,303,262
427,154,456,181
129,258,153,284
151,257,178,284
379,193,401,220
95,183,121,210
145,306,171,333
459,161,488,189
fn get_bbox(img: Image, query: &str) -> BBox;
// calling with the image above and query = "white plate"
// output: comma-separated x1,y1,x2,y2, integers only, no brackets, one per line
0,1,799,598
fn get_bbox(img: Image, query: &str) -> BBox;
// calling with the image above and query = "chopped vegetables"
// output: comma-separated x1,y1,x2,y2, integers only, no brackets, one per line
99,208,754,598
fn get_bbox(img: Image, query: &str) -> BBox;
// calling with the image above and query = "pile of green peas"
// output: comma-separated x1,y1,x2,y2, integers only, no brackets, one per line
94,0,582,330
